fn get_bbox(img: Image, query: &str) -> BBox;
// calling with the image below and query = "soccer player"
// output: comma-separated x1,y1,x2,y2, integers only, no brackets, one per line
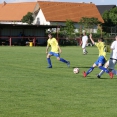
46,33,70,68
97,35,117,78
81,31,88,55
83,34,113,78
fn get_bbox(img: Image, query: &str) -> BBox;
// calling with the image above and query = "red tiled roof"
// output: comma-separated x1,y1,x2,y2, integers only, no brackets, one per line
38,1,104,23
0,1,104,23
0,2,36,21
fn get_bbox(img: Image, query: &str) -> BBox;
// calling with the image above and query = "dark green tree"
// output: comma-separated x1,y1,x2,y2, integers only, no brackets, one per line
109,7,117,25
102,10,114,26
21,12,33,24
102,7,117,32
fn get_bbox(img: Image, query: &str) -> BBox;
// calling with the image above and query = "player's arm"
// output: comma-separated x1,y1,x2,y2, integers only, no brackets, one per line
58,45,62,53
80,40,82,46
110,42,115,50
89,34,95,45
86,36,88,44
46,42,49,54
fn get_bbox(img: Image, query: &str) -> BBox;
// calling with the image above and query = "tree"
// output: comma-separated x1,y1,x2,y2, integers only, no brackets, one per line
102,7,117,33
102,10,114,27
63,19,75,39
78,17,101,33
102,7,117,26
109,7,117,25
21,12,33,24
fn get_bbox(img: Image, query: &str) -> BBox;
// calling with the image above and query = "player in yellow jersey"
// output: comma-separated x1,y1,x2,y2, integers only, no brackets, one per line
46,33,70,68
97,36,117,78
83,34,113,78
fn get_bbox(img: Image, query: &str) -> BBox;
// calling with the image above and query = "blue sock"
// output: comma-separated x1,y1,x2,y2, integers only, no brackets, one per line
47,58,52,66
86,67,94,75
60,58,68,63
99,66,109,73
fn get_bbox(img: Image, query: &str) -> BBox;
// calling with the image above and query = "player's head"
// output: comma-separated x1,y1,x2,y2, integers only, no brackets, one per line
98,37,104,42
83,32,86,35
48,33,52,39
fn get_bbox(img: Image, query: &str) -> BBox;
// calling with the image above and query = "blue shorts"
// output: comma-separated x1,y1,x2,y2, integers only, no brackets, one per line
95,56,106,66
49,51,60,57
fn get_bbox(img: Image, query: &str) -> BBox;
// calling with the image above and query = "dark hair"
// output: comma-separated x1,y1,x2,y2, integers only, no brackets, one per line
99,37,104,42
48,33,53,38
80,34,83,37
83,32,86,35
48,33,51,35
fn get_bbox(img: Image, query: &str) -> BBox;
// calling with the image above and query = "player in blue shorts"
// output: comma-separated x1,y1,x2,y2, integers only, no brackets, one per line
46,33,70,68
83,34,113,78
97,36,117,78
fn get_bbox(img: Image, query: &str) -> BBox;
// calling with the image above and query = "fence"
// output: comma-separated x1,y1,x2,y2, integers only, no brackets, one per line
0,36,48,46
0,36,116,46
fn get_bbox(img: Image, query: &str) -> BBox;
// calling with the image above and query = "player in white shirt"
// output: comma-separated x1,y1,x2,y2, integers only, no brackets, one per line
97,36,117,78
81,32,88,54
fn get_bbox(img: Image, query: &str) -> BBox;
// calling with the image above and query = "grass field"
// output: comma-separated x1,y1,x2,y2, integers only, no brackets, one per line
0,46,117,117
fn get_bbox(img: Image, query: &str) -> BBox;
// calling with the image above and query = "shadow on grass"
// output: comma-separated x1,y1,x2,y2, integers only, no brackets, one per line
100,78,116,80
85,54,98,55
72,66,90,68
87,77,116,80
87,77,108,79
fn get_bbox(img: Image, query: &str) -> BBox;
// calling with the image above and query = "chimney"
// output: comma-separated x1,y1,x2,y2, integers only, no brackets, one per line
3,1,7,6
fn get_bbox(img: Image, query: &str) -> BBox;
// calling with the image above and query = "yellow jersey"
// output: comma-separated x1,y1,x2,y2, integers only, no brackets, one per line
95,42,107,60
47,38,59,53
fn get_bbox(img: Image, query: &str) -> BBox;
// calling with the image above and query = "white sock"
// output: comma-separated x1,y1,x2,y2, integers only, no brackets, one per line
83,49,86,53
98,70,105,77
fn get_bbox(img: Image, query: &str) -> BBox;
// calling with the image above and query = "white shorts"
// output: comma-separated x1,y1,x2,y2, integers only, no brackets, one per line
109,58,117,69
82,43,86,48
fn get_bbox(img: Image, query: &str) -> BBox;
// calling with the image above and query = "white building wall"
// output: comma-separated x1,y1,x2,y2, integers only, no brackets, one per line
33,9,50,25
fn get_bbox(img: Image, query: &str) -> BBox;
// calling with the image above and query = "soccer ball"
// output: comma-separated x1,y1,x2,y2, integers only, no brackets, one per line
73,68,79,74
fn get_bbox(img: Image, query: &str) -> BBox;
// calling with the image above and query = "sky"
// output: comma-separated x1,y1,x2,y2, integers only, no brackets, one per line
0,0,117,5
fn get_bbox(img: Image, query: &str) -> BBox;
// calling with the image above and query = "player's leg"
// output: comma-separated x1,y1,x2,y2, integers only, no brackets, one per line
82,44,87,55
99,59,117,78
83,48,86,54
112,69,117,75
83,63,97,77
98,57,114,78
85,49,88,54
47,52,53,68
54,53,70,67
97,60,109,78
84,43,88,54
108,59,117,76
108,59,116,71
83,56,109,78
98,63,109,73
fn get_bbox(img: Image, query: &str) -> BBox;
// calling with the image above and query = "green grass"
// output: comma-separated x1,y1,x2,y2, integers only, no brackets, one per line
0,46,117,117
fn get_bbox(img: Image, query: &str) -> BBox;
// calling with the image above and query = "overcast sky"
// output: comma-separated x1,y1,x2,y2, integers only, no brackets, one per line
0,0,117,5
